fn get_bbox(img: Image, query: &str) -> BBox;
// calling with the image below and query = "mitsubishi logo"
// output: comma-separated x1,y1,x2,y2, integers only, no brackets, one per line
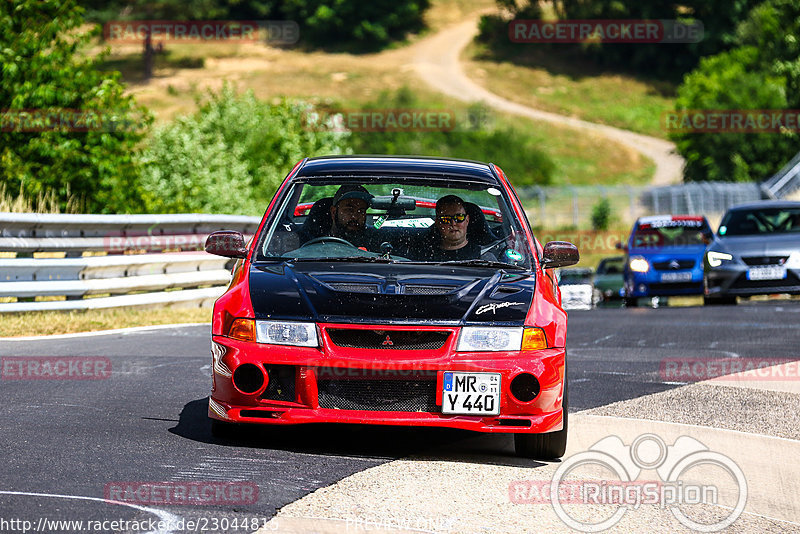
669,259,680,270
382,335,394,346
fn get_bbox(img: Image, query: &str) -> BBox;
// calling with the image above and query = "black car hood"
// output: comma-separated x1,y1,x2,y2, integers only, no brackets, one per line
248,262,534,325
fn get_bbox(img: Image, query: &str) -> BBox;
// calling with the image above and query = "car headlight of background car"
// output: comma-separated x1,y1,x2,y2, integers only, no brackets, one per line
457,327,548,352
628,256,650,273
706,250,734,268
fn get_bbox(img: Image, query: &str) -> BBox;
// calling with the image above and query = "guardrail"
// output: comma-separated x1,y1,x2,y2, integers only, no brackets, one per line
0,213,261,313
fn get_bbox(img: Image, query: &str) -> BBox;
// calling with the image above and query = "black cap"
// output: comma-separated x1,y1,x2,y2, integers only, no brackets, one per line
332,184,374,206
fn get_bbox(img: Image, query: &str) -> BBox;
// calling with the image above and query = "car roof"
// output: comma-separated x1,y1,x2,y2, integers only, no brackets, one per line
727,200,800,211
296,155,498,183
636,214,707,225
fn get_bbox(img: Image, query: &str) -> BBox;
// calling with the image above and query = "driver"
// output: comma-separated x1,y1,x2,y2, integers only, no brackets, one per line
328,184,380,250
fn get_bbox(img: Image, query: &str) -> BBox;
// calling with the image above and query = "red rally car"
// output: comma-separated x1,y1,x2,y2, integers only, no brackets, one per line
205,156,579,459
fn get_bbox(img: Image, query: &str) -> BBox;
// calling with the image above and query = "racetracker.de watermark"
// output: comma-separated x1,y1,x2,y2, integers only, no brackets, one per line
663,110,800,133
103,20,298,44
1,357,111,380
661,357,800,382
103,232,208,253
510,433,747,532
104,481,258,505
0,109,147,133
303,109,458,133
509,19,704,44
535,230,628,254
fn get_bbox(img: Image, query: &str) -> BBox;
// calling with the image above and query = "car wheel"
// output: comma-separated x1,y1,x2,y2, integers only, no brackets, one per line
515,371,568,460
211,419,240,439
623,297,638,307
703,295,737,306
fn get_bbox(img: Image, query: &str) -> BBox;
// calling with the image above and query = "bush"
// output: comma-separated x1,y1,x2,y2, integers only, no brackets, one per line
590,197,612,230
137,85,350,215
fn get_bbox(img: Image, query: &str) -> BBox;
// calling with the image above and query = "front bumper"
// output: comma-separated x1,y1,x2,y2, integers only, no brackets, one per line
208,326,566,435
625,270,704,297
705,265,800,297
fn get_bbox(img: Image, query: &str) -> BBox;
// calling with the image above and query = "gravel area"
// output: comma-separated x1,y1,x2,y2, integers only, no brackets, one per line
584,382,800,441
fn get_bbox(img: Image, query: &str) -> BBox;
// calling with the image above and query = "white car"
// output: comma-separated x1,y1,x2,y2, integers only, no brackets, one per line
557,268,596,310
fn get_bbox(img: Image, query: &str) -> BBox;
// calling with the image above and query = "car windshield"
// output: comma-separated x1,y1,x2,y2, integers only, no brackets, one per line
718,207,800,236
631,218,710,248
255,177,534,269
559,270,592,285
597,258,624,275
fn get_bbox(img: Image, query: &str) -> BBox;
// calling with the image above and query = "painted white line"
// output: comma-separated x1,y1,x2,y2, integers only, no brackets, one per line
0,323,208,341
0,490,182,534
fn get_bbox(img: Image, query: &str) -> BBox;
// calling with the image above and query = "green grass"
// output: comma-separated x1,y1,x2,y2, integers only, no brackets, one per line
465,41,677,138
0,308,211,338
338,90,654,187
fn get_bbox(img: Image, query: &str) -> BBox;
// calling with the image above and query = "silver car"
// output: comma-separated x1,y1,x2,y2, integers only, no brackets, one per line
704,200,800,305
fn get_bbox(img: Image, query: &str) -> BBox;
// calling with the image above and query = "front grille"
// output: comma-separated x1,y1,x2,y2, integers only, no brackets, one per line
742,256,789,266
327,329,450,350
403,284,454,295
653,259,696,270
326,282,379,293
317,372,438,412
259,365,296,402
647,282,703,292
730,272,800,290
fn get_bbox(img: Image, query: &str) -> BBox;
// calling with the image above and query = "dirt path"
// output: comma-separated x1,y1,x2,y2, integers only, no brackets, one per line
411,18,685,186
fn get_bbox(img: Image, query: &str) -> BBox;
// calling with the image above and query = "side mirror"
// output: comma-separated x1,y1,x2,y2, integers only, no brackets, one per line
542,241,579,269
205,230,248,259
615,242,628,252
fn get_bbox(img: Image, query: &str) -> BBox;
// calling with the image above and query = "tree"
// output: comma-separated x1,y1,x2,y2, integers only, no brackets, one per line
671,0,800,182
0,0,151,213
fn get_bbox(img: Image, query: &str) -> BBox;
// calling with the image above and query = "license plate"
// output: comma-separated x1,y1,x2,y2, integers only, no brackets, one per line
442,372,500,415
747,266,787,280
660,271,692,282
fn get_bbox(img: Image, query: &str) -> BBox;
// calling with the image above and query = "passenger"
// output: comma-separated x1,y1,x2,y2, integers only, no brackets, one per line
424,195,493,261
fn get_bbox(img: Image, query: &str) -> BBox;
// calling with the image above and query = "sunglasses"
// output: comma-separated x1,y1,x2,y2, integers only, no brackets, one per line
437,213,467,224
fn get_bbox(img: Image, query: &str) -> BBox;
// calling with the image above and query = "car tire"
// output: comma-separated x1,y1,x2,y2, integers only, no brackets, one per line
515,370,568,460
703,295,737,306
211,419,240,439
623,297,638,307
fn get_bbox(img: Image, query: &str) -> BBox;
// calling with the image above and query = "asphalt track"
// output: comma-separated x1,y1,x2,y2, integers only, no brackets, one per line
1,300,799,533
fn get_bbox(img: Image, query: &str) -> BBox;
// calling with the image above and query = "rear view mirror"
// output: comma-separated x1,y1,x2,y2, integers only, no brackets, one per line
371,196,417,211
542,241,579,269
206,231,248,259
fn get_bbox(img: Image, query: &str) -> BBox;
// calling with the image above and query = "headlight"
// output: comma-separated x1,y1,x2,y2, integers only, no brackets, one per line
629,257,649,273
785,252,800,269
457,327,523,352
256,321,318,347
706,251,733,268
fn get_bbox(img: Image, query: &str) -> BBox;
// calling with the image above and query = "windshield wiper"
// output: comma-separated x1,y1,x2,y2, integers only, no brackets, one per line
437,259,526,270
286,256,398,263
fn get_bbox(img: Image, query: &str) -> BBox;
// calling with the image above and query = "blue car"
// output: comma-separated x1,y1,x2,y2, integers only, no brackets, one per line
621,215,713,307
